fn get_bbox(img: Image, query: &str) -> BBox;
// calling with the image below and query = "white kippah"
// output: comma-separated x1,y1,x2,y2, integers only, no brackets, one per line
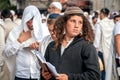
10,10,15,16
51,2,62,10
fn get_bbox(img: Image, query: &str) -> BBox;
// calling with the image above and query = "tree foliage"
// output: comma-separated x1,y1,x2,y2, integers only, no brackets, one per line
0,0,16,10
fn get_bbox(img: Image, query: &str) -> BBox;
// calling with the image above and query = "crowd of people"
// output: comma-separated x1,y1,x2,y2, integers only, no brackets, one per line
0,1,120,80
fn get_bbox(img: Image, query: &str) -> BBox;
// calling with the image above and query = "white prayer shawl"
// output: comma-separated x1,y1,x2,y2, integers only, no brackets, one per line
14,18,22,25
21,5,43,42
3,5,43,80
94,17,117,80
39,35,53,56
109,34,119,80
0,19,5,61
41,22,50,38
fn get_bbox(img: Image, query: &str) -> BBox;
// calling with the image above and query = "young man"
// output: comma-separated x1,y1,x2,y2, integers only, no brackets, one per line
42,7,100,80
39,13,60,56
3,5,44,80
0,19,10,80
94,8,118,80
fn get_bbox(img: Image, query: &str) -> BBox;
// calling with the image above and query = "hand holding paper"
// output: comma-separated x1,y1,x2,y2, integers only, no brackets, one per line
32,50,59,77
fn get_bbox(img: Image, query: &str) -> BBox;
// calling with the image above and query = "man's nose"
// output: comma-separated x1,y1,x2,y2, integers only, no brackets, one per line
75,22,79,28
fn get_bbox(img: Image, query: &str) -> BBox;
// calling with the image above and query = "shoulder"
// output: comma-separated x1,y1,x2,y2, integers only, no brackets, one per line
81,40,94,49
76,38,95,50
114,22,120,35
40,35,53,46
81,41,97,57
48,41,55,47
6,25,22,41
42,35,52,42
0,24,4,30
10,25,22,33
74,37,94,49
0,22,5,30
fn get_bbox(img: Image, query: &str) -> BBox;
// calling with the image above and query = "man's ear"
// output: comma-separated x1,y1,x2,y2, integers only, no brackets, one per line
10,14,13,21
1,16,3,19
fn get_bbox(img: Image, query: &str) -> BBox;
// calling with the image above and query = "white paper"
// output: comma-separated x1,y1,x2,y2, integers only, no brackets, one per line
45,62,59,77
33,50,46,62
32,50,59,77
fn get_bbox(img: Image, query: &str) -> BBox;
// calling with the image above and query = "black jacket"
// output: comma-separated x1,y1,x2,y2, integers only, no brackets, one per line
44,36,101,80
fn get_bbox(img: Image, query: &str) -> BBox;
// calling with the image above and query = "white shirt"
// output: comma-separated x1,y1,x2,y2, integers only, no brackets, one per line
114,21,120,58
0,19,5,55
3,5,44,80
4,18,17,41
39,35,53,56
0,21,5,66
41,22,50,38
93,17,115,80
14,18,22,25
114,21,120,36
3,25,40,79
93,23,102,51
61,38,74,56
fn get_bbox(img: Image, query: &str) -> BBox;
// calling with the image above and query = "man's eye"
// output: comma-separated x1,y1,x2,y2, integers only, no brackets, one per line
70,20,75,22
79,21,83,24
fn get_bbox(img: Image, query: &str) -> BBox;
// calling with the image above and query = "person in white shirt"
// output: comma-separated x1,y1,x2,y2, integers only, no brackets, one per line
1,9,18,41
47,1,62,19
3,5,43,80
39,13,60,56
114,21,120,69
0,19,5,60
113,15,120,24
51,2,62,15
14,9,23,25
94,8,118,80
0,19,10,80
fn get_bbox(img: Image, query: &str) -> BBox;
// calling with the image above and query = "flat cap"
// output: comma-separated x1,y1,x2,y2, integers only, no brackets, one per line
64,7,83,15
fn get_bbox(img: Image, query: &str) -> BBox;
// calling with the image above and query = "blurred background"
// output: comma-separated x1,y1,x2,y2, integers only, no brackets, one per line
0,0,120,14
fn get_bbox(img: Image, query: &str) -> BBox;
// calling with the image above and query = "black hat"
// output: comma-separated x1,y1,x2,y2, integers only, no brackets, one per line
100,8,110,16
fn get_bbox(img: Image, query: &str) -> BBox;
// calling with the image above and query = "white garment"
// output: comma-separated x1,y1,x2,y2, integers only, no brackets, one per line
41,22,50,38
94,17,116,80
0,20,5,64
21,5,43,42
41,14,50,38
0,19,5,72
39,35,53,56
3,23,40,80
0,19,4,25
4,18,17,41
114,21,120,36
61,38,74,56
3,5,44,80
90,20,97,34
14,18,22,25
114,21,120,58
0,19,5,54
94,23,102,51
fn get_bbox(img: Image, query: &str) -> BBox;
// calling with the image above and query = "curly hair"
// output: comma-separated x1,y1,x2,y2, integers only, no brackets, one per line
53,13,94,49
